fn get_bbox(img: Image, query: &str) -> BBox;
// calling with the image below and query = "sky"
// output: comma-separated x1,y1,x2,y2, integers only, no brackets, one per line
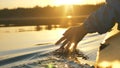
0,0,105,9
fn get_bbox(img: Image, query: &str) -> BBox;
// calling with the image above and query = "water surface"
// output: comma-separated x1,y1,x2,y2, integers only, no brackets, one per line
0,26,66,51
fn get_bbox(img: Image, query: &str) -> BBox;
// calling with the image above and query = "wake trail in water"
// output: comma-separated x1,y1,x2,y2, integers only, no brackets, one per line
0,33,106,68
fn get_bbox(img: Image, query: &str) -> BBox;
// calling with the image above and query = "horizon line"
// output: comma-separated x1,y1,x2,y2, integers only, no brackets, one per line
0,2,105,10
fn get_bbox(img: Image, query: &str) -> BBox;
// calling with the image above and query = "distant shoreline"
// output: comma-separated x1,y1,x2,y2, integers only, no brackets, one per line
0,15,88,27
0,15,88,20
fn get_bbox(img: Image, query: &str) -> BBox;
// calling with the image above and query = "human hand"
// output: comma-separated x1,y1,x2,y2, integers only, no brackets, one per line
55,24,88,53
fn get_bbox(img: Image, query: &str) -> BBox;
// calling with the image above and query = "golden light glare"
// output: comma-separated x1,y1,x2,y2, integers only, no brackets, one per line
69,43,75,50
98,61,120,68
54,0,84,5
99,61,111,68
64,5,73,13
112,61,120,68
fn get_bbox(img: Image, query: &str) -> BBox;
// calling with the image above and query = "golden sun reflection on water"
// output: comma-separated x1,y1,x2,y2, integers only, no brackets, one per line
67,15,72,19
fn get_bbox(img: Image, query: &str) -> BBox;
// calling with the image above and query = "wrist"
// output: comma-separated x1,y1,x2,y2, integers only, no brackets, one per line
82,24,88,34
80,24,88,35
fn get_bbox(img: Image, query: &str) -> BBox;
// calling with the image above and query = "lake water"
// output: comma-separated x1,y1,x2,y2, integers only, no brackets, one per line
0,26,66,52
0,26,107,66
0,26,106,53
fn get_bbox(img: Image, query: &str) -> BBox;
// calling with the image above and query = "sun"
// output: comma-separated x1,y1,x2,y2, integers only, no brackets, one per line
54,0,85,19
54,0,84,6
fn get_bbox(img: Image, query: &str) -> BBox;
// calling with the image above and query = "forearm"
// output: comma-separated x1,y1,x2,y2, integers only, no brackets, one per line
83,4,117,34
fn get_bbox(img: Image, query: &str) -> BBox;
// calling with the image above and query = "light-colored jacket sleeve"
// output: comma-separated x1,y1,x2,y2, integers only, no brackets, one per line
84,0,120,34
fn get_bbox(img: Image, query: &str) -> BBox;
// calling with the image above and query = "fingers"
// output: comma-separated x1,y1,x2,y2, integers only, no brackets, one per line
65,41,72,50
59,39,69,48
55,33,73,46
55,37,65,45
65,42,77,50
72,43,77,51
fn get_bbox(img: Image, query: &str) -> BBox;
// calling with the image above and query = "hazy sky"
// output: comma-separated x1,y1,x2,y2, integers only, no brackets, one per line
0,0,105,9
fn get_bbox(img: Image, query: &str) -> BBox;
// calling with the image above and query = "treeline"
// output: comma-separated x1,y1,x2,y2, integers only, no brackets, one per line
0,3,105,18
